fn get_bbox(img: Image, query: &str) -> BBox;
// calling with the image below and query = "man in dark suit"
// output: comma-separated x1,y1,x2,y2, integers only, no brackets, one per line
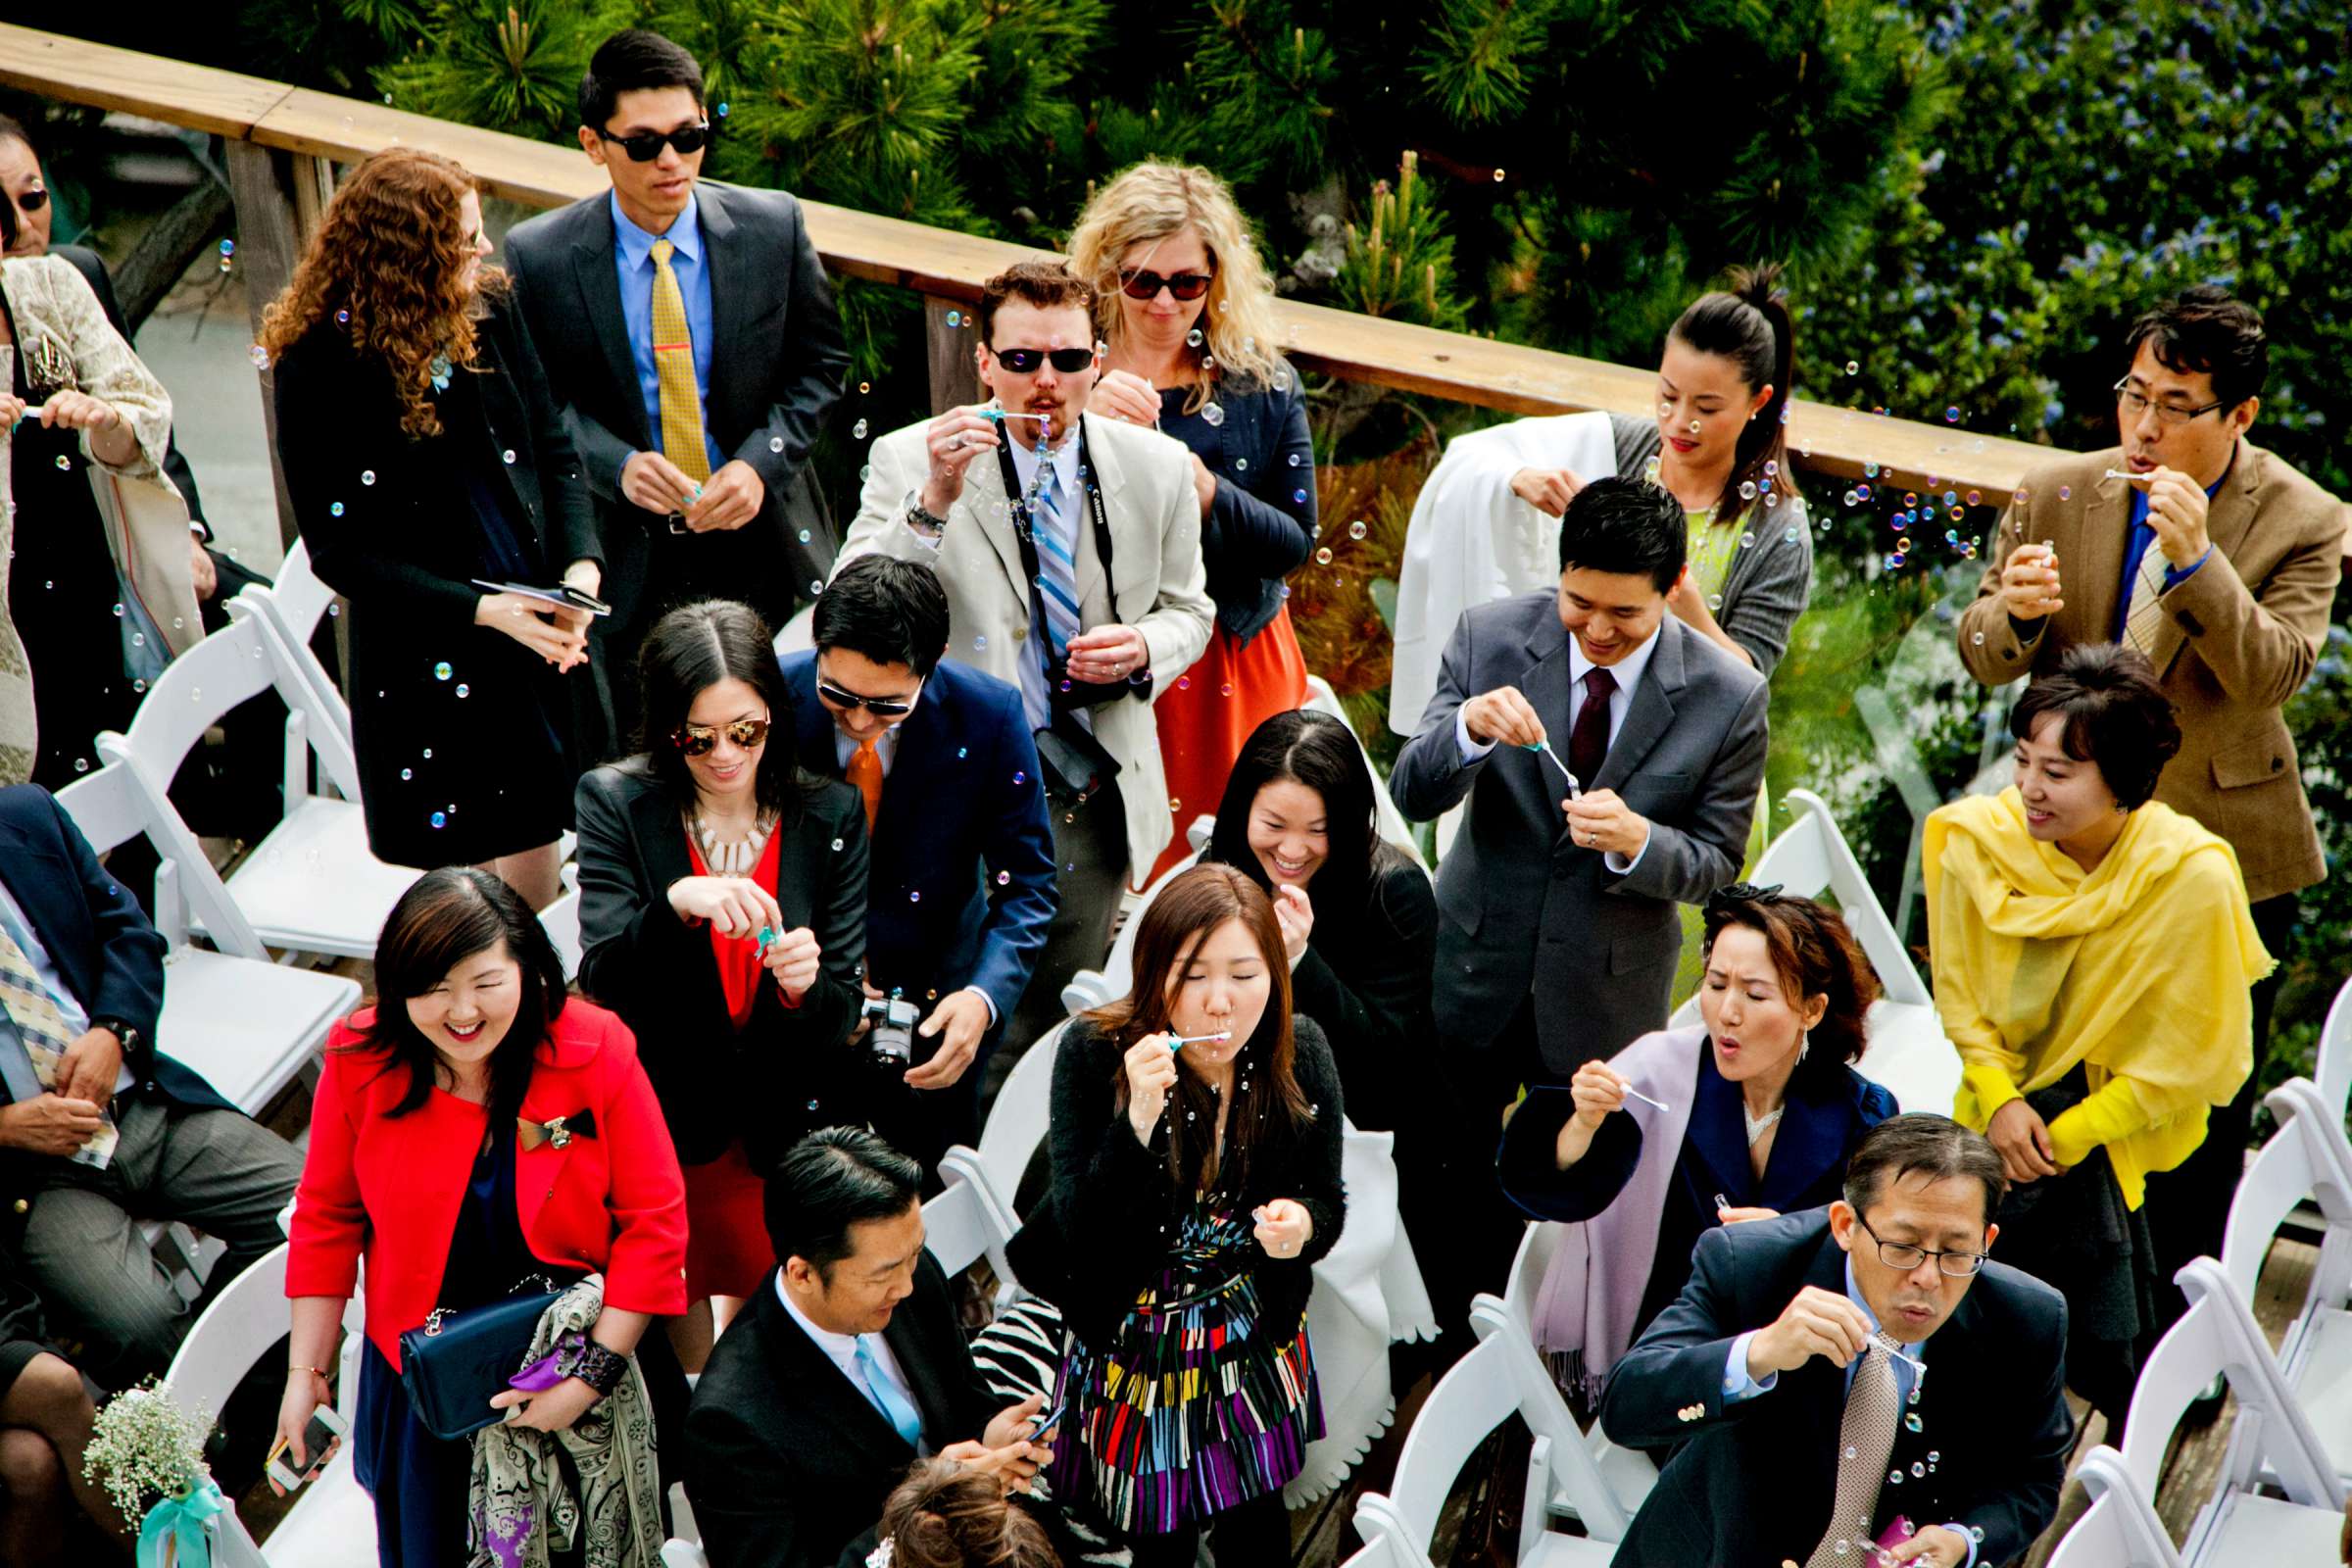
1391,474,1770,1092
1599,1114,2071,1568
505,28,849,748
0,785,300,1385
683,1128,1050,1568
782,557,1055,1165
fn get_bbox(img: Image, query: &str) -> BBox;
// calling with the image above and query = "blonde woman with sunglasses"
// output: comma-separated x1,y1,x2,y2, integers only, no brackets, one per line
1068,164,1315,886
572,597,870,1371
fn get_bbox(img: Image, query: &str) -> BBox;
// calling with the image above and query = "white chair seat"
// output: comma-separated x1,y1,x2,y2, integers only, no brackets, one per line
1525,1536,1617,1568
214,799,419,958
159,947,357,1114
2202,1489,2345,1562
260,1453,377,1567
2288,1304,2352,1475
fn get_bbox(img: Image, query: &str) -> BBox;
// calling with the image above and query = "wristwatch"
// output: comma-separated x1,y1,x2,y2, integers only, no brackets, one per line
90,1017,141,1058
905,495,951,537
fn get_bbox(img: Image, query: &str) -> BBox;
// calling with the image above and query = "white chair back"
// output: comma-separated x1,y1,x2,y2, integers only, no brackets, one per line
2058,1448,2186,1568
1061,851,1200,1015
2316,974,2352,1129
935,1149,1022,1292
2117,1260,2344,1514
922,1164,997,1279
1462,1299,1631,1542
1498,1218,1563,1342
2222,1083,2352,1310
268,538,338,643
1746,789,1930,1005
227,594,359,801
164,1242,290,1423
974,1018,1063,1201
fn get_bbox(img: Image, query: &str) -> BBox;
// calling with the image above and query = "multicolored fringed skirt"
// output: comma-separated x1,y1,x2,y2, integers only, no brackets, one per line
1051,1203,1322,1537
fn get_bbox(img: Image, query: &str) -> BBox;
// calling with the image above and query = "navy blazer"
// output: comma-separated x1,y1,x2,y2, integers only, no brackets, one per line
0,785,230,1209
1155,364,1315,643
1597,1208,2072,1568
779,652,1055,1025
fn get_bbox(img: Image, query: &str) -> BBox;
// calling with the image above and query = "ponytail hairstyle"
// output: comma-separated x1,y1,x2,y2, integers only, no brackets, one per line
1666,263,1794,528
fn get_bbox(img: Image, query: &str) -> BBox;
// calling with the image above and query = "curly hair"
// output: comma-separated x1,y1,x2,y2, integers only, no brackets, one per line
258,148,500,440
879,1458,1059,1568
1065,161,1286,415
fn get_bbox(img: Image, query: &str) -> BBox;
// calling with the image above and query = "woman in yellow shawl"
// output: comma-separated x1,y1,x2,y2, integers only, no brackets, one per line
1925,643,2271,1433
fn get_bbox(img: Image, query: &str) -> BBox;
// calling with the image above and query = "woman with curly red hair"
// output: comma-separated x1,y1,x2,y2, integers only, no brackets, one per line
261,148,601,906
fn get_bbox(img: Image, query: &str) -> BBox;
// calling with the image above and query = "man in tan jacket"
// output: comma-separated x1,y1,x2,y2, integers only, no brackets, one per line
1957,285,2347,1302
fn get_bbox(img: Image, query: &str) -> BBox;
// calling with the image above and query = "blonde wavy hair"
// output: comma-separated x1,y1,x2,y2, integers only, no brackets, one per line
1066,161,1285,415
259,148,502,440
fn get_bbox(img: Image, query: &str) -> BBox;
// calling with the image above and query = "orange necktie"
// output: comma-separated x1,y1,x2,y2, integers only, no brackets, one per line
848,739,883,834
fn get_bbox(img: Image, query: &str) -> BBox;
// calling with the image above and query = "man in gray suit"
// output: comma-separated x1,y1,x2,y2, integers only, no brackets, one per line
506,28,848,748
1392,475,1770,1102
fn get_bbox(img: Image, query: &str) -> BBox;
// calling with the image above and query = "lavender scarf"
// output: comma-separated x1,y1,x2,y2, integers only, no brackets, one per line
1531,1026,1705,1407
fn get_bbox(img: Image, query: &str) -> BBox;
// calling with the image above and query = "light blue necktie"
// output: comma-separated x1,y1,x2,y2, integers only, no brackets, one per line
1033,462,1082,659
854,1336,924,1447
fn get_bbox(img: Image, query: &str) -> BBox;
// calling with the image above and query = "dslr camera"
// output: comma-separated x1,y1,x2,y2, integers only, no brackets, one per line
863,989,922,1067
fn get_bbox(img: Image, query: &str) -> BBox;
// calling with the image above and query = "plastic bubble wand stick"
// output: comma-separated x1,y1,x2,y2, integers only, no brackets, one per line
1520,739,1583,799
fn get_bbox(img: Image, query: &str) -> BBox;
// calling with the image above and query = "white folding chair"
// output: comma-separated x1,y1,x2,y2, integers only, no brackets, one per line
2219,1081,2352,1486
2053,1447,2185,1568
659,1543,710,1568
973,1018,1065,1203
1670,788,1960,1115
922,1149,1024,1288
2109,1258,2344,1566
55,758,358,1117
541,858,584,983
234,541,350,740
163,1243,377,1568
1486,1223,1657,1526
1060,850,1200,1015
2314,974,2352,1129
772,604,816,658
1353,1321,1620,1568
98,612,419,961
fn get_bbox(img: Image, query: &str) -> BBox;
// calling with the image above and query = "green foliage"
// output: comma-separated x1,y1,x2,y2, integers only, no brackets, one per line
375,0,633,142
1333,153,1465,330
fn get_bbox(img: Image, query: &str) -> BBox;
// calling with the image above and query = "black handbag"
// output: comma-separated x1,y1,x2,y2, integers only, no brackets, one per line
397,1276,564,1441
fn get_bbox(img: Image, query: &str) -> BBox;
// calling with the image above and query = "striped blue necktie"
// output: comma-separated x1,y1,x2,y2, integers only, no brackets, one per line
1034,461,1082,659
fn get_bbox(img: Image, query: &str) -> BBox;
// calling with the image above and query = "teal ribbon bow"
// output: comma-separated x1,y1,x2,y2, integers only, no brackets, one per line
138,1477,228,1568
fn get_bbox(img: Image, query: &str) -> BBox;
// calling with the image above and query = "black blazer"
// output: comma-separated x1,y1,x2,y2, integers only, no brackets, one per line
0,784,231,1217
681,1254,1003,1568
572,762,869,1168
1007,1015,1346,1351
503,181,850,630
1596,1208,2072,1568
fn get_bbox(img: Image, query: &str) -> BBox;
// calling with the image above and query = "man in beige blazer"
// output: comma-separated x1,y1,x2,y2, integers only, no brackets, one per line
841,261,1213,1057
1957,285,2347,1300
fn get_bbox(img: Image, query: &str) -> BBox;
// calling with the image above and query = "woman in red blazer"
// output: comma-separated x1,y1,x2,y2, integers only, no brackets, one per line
275,867,687,1568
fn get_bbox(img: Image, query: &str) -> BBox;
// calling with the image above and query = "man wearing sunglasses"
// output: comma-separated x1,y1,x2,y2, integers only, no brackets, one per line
1957,286,2345,1320
840,261,1212,1060
780,558,1055,1163
507,28,849,751
1600,1115,2070,1568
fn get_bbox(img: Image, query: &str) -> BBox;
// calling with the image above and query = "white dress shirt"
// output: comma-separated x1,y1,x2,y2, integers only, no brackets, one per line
774,1269,927,1453
1454,620,1661,872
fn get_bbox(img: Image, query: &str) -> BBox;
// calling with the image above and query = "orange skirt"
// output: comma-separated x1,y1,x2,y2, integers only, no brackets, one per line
682,1139,775,1301
1147,608,1310,886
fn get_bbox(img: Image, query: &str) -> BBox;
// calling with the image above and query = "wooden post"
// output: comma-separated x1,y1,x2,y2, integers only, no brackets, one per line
923,294,980,413
222,141,314,554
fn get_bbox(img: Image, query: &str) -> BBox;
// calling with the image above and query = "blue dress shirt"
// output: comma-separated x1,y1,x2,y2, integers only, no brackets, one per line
2110,475,2222,643
1721,1258,1977,1566
609,190,721,478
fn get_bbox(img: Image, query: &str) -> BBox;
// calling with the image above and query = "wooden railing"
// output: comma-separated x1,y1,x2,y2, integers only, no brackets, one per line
0,21,2067,526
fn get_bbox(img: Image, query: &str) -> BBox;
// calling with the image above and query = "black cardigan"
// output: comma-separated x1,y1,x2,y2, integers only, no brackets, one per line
1007,1015,1346,1351
572,761,870,1169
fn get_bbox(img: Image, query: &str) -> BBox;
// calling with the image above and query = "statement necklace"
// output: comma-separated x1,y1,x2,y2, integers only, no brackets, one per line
690,806,775,876
1743,1102,1786,1148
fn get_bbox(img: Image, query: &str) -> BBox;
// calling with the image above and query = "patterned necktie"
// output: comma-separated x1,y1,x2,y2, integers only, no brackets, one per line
1032,460,1082,660
648,237,711,486
1567,665,1617,786
854,1336,924,1447
2122,529,2171,655
847,738,883,835
1806,1332,1903,1568
0,919,117,1163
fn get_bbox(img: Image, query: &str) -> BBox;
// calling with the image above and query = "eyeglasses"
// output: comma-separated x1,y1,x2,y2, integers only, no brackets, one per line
1856,1214,1987,1279
9,186,47,214
670,715,770,758
991,346,1097,375
595,122,714,163
816,679,919,717
2113,376,2230,429
1118,268,1214,302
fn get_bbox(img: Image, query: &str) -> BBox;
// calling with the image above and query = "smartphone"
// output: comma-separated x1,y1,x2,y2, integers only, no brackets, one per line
266,1402,349,1491
1027,1393,1068,1439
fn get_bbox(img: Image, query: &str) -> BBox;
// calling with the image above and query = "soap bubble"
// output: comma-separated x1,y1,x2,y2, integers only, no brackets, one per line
330,502,345,516
113,602,125,618
1011,771,1025,786
250,344,270,369
1314,547,1334,565
830,838,844,852
435,662,453,680
1288,453,1301,466
362,469,376,485
1201,403,1225,427
1348,520,1368,540
430,810,447,828
853,419,868,439
1186,328,1204,347
1740,480,1759,501
55,455,71,471
909,890,920,903
1973,631,1985,645
1844,360,1860,375
946,310,961,327
997,870,1010,885
502,449,515,465
769,436,785,453
1944,407,1960,422
1293,488,1307,504
1904,1413,1923,1433
456,684,469,698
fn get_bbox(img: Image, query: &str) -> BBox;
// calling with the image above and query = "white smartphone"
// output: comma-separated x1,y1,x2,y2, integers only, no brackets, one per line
266,1401,349,1491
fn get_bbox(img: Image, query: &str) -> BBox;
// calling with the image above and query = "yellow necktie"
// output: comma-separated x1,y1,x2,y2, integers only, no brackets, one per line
649,237,711,485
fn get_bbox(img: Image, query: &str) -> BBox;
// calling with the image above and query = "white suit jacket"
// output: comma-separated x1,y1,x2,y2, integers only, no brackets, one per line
840,410,1214,875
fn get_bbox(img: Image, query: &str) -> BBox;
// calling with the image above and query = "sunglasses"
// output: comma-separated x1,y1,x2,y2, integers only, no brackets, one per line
670,715,770,757
991,346,1097,375
1119,268,1213,302
816,680,918,717
9,187,47,214
595,122,713,163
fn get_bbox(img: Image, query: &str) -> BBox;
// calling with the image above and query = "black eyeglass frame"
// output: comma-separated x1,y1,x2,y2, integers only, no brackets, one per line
2111,375,2231,428
814,679,920,718
595,122,715,163
1854,1213,1988,1279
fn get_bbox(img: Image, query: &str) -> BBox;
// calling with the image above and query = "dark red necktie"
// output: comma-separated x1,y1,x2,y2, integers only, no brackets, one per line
1568,666,1616,786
